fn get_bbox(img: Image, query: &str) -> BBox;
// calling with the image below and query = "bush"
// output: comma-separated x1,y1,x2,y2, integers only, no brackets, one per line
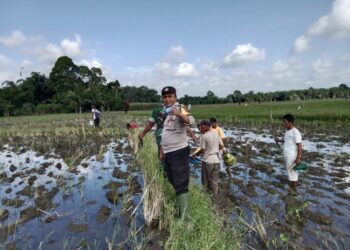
129,102,159,111
36,103,66,115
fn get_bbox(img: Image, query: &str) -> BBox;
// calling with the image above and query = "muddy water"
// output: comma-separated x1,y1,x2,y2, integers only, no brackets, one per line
0,139,144,249
190,127,350,249
1,127,349,249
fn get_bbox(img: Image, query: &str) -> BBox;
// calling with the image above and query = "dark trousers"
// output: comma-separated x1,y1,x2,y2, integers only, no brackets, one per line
94,118,100,127
164,146,190,195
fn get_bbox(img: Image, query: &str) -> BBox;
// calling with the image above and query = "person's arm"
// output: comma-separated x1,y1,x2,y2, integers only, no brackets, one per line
294,129,302,164
295,143,302,164
138,121,155,139
219,127,226,143
171,106,193,124
187,127,198,144
159,146,164,161
192,135,205,158
192,148,204,158
218,138,227,153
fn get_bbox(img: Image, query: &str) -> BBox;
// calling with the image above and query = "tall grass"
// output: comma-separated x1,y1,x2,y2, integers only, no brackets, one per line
129,133,243,249
165,185,243,250
128,131,171,229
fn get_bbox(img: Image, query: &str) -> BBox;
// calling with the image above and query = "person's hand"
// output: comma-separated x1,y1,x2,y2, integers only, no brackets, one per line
295,158,301,165
222,147,228,154
191,153,197,159
138,132,144,140
171,106,181,116
159,148,164,161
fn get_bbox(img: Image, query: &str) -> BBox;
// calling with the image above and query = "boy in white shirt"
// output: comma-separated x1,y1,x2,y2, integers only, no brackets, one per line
276,114,302,189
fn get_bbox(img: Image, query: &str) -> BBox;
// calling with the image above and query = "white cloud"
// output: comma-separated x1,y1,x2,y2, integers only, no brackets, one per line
0,54,15,84
165,45,186,62
312,58,334,73
174,62,198,77
272,60,290,72
20,59,33,68
21,34,83,64
61,34,82,57
0,32,115,83
341,53,350,61
0,30,27,47
308,0,350,38
119,54,350,97
78,59,103,69
0,54,12,66
0,30,42,48
154,62,172,74
38,43,63,63
223,43,265,67
292,35,310,54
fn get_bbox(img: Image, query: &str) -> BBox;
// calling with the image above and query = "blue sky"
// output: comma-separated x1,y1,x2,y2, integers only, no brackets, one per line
1,0,350,97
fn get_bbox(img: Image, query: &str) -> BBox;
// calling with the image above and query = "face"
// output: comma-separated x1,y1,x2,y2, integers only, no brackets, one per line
200,125,210,133
162,93,177,107
211,122,217,128
283,119,292,129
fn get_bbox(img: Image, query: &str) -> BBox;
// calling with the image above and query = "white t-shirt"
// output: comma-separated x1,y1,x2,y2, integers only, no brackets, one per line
283,127,302,156
91,108,100,120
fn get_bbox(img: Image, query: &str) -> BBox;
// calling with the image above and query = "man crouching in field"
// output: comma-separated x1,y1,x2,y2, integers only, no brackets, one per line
275,114,303,189
159,86,195,219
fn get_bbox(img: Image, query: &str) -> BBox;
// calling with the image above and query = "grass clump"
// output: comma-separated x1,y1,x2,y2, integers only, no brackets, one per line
129,133,243,249
165,185,242,250
129,131,168,229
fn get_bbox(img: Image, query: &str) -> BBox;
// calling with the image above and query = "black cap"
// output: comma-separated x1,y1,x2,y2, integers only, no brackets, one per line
199,120,211,127
161,86,176,96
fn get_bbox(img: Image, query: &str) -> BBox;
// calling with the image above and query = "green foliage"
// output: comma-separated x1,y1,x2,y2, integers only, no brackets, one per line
36,103,66,114
121,85,160,102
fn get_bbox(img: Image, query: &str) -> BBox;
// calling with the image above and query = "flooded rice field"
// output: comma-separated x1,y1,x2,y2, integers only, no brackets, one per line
0,139,146,249
0,126,349,249
190,127,350,249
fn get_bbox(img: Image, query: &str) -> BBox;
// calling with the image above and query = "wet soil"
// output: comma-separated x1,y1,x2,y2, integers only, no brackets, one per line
192,127,350,249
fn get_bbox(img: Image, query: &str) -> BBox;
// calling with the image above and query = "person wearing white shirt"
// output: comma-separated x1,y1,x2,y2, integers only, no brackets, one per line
275,114,302,189
91,105,101,128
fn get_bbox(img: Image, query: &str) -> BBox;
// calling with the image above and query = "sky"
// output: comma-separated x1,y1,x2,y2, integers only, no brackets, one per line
0,0,350,97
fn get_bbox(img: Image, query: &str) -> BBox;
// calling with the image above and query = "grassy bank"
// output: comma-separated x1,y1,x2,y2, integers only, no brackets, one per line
129,132,243,249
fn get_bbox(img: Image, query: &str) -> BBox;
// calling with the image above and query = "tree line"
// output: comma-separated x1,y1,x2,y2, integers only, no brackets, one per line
0,56,160,116
179,85,350,105
0,55,349,116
